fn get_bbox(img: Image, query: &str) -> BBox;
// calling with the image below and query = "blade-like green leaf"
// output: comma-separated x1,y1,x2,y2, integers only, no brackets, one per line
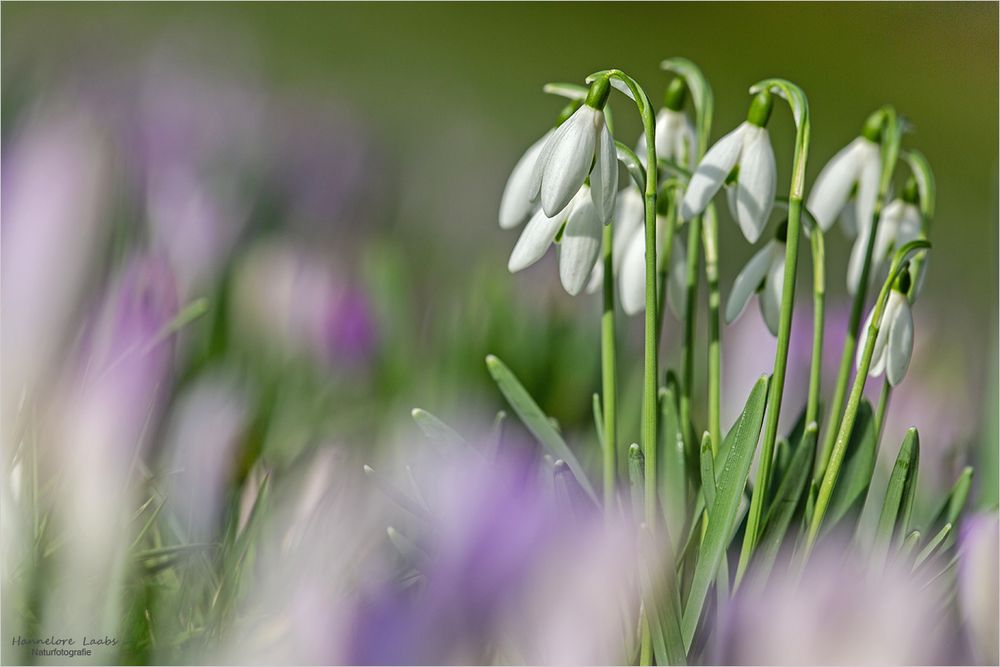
486,355,598,501
754,423,818,583
629,444,645,524
872,428,920,571
681,375,769,650
925,467,973,533
826,400,877,527
659,387,688,547
411,408,466,449
699,432,717,509
913,523,952,571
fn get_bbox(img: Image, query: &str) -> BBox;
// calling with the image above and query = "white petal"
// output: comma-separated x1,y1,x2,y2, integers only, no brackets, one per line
507,204,568,273
499,131,551,229
872,199,905,267
806,138,864,233
854,140,881,238
886,292,914,386
590,116,618,224
681,122,747,221
897,202,923,246
725,241,776,325
666,233,687,320
559,192,602,295
585,260,603,295
540,107,598,216
865,295,898,377
677,117,697,170
733,126,776,243
846,226,874,296
759,248,785,337
612,187,644,267
529,124,560,202
619,226,646,315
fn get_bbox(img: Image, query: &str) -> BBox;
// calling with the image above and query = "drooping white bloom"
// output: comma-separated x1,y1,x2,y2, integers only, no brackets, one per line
584,185,644,294
725,239,785,336
499,131,552,229
618,218,687,318
856,288,914,386
806,136,881,237
847,197,922,295
636,108,697,169
507,186,602,296
681,122,776,243
530,105,618,224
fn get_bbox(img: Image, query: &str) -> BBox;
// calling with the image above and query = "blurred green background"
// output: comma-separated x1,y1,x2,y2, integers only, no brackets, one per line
3,2,997,500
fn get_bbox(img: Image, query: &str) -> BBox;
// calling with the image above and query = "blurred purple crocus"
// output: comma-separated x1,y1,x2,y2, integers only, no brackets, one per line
715,540,960,664
957,513,999,664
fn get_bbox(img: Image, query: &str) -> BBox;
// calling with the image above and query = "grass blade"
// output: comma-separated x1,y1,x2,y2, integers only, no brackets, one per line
411,408,466,449
681,375,768,650
659,387,688,547
872,428,920,571
486,354,597,502
826,400,876,528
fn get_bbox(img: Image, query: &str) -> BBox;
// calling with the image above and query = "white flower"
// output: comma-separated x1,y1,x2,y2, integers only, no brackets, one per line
856,288,913,386
499,130,552,230
724,238,785,336
530,105,618,224
806,136,881,238
618,217,687,318
507,186,602,296
847,197,922,296
636,108,696,169
681,122,776,243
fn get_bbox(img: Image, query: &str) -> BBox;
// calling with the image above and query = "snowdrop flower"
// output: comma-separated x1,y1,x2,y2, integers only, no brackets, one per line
847,180,923,296
725,222,787,336
583,185,642,294
681,91,776,243
531,77,618,224
856,269,914,386
507,186,603,296
805,114,883,237
636,78,696,169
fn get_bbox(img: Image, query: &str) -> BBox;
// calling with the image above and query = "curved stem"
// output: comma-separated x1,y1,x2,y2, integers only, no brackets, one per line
601,223,618,509
596,69,660,529
815,107,902,482
805,240,930,555
736,79,811,585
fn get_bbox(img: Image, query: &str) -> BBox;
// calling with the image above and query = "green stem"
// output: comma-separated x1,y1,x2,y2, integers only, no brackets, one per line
601,223,619,509
702,204,722,454
736,79,811,585
679,214,703,462
806,228,826,427
815,107,901,482
594,69,659,529
805,240,930,555
874,381,892,441
655,194,679,347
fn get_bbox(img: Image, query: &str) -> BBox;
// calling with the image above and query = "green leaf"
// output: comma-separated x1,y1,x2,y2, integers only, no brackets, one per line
639,526,687,666
486,355,598,502
681,375,769,650
364,465,432,522
754,423,818,584
826,400,877,527
699,432,717,509
593,393,605,453
615,141,647,192
629,444,645,524
901,149,936,222
659,387,687,544
913,523,952,571
542,81,587,101
872,428,920,571
925,467,973,534
411,408,465,449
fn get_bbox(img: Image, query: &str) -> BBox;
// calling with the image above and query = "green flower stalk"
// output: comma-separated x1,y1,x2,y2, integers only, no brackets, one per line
806,239,932,555
587,68,660,527
815,107,902,483
735,79,811,584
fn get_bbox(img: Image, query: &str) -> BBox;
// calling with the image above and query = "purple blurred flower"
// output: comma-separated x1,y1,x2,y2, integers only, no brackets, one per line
231,240,379,372
1,106,110,449
958,513,999,664
716,541,959,664
346,447,636,665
